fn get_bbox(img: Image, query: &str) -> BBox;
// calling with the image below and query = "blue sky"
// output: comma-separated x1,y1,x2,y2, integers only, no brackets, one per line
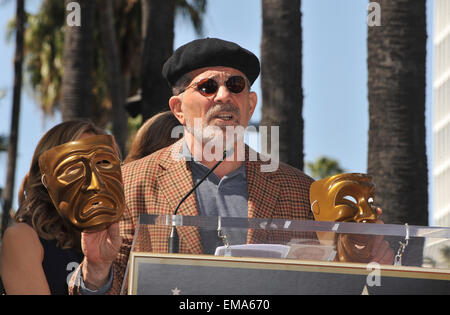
0,0,434,223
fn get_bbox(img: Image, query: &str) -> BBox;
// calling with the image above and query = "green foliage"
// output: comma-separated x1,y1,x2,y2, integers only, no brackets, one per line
305,156,345,180
5,0,207,121
6,0,66,116
125,114,143,152
176,0,207,36
0,135,7,152
128,114,143,133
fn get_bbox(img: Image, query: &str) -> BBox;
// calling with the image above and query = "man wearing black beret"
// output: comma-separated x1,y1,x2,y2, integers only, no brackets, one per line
73,38,394,294
162,37,260,89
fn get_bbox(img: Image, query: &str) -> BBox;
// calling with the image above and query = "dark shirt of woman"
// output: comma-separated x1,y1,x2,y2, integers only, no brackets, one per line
39,237,83,295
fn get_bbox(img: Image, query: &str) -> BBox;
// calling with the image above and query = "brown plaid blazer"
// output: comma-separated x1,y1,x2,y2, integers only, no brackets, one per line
71,139,314,294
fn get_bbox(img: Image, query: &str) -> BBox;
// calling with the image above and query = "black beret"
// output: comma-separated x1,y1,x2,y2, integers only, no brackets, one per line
162,38,260,88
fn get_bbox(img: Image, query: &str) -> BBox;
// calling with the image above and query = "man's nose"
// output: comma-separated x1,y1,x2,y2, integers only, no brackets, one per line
213,84,232,103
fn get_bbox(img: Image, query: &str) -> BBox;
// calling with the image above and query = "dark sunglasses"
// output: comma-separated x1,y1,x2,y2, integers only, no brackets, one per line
186,75,247,96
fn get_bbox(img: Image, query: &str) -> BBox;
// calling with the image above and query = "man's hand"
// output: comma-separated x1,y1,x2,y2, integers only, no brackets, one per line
370,207,395,265
80,222,122,290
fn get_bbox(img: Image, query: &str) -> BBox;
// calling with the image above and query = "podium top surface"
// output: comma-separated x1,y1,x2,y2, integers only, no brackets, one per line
138,214,450,238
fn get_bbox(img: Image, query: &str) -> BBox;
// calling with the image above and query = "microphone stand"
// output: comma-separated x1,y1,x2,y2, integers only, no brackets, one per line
168,149,232,253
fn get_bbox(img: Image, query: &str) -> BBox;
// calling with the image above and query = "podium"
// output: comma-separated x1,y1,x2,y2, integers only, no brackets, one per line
124,215,450,295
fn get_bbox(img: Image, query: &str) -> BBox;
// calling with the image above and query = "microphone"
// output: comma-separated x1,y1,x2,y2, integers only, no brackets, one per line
168,148,234,253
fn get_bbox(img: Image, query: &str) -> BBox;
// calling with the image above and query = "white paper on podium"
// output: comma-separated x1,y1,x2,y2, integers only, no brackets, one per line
214,244,291,259
214,243,336,261
286,244,336,261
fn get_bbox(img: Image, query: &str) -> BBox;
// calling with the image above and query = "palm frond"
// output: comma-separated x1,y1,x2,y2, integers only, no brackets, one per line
176,0,207,36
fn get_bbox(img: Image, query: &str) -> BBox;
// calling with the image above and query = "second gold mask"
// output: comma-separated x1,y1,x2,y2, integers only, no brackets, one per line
310,173,377,223
310,173,378,263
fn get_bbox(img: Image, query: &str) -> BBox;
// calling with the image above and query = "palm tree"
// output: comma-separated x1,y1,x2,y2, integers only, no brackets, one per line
17,0,207,141
305,156,345,180
367,0,428,226
140,0,175,121
0,89,8,152
98,0,128,156
0,91,6,205
260,0,303,170
17,0,139,128
140,0,206,121
0,134,6,216
60,0,96,121
1,0,25,237
367,0,427,266
16,0,65,117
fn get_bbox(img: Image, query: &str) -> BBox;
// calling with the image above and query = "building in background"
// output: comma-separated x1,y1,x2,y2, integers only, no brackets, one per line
424,0,450,269
432,0,450,228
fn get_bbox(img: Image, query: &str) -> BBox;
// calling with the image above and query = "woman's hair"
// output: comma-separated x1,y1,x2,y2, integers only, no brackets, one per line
15,120,107,249
124,111,182,163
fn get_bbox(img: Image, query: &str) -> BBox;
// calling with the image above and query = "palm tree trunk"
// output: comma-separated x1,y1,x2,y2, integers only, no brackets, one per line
260,0,304,170
367,0,427,265
61,0,96,121
1,0,25,236
98,0,128,157
140,0,175,121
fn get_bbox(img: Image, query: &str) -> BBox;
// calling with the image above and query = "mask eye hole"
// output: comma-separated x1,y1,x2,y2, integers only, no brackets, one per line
343,195,357,205
96,159,113,169
57,162,84,184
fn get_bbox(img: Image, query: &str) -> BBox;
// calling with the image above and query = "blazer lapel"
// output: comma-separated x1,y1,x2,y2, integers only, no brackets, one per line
156,140,203,254
245,146,280,244
245,146,280,219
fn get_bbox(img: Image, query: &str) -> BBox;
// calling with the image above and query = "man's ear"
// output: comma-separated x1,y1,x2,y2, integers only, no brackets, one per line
169,95,185,125
248,91,257,119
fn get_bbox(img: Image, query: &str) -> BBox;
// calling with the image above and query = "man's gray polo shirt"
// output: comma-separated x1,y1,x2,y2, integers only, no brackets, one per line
182,142,249,253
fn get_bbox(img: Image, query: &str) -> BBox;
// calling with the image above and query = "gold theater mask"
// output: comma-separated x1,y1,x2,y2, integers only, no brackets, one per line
310,173,378,263
39,134,125,232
